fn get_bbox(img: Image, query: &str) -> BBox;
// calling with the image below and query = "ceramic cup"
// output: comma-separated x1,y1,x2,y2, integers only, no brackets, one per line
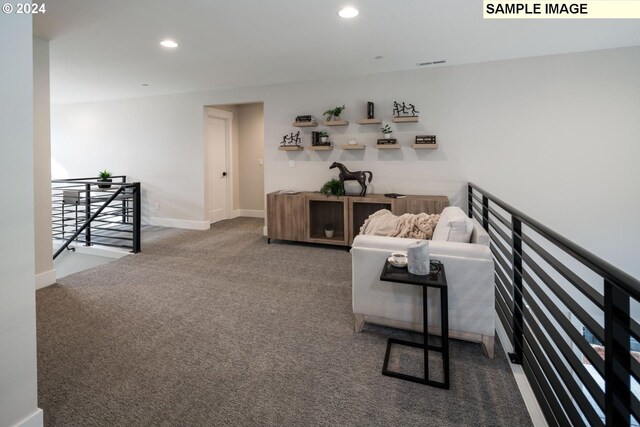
391,252,408,264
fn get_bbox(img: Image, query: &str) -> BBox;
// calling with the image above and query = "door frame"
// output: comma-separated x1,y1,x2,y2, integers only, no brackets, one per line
204,107,233,223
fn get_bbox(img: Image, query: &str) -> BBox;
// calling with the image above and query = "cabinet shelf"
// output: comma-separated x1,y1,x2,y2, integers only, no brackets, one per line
392,117,419,123
293,121,318,127
307,146,333,151
323,120,349,126
356,119,382,125
413,144,438,149
376,144,401,149
341,144,365,150
279,146,304,151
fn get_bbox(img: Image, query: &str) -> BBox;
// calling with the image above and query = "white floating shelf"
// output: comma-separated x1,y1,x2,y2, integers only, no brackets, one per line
412,144,439,149
340,144,365,150
392,117,419,123
293,121,318,127
356,119,382,125
375,144,401,150
323,120,349,126
279,146,304,151
306,146,333,151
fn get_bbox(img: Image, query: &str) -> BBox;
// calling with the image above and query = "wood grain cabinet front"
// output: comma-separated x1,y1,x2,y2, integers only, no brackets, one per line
266,192,449,246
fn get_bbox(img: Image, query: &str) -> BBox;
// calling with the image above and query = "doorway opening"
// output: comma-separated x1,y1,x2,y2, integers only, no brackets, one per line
204,102,265,224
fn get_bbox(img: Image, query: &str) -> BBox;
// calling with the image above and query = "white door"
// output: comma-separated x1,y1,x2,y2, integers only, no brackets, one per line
207,116,228,223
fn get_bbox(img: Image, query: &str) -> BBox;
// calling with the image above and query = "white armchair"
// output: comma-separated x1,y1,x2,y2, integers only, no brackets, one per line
351,208,496,358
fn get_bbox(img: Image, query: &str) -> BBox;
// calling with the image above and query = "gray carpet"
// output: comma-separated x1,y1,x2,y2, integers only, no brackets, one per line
37,217,532,426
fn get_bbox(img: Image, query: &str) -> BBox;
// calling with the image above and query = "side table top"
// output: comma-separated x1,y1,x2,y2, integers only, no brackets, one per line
379,260,447,288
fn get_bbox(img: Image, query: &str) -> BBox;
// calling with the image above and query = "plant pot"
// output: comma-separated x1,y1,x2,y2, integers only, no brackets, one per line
384,133,391,139
320,136,328,143
98,178,112,189
332,116,341,121
325,229,335,238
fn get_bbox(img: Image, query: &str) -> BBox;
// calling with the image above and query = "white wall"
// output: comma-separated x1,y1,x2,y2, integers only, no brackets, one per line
33,37,54,288
52,46,640,278
236,103,264,212
0,8,42,427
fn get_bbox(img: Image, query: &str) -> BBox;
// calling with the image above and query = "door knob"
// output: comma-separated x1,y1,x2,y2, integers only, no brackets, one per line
222,172,227,177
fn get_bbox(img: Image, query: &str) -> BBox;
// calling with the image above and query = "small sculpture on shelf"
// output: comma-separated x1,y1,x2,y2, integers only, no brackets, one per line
329,162,373,197
392,101,419,118
367,102,375,119
280,131,301,147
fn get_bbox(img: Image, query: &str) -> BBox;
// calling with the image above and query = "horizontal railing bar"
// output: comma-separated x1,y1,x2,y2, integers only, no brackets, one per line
524,328,603,426
489,229,512,261
489,217,513,247
522,234,604,309
522,270,605,377
471,201,484,218
488,205,512,229
496,300,514,346
523,340,590,427
495,272,514,311
471,192,483,205
523,295,605,410
472,212,484,227
88,234,133,241
522,250,605,344
522,356,562,427
83,241,132,250
469,183,640,299
496,278,513,319
491,244,514,279
52,175,127,182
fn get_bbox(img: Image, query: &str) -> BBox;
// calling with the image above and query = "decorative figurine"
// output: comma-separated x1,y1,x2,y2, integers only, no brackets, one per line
329,162,373,197
392,101,419,118
367,102,375,119
280,131,301,146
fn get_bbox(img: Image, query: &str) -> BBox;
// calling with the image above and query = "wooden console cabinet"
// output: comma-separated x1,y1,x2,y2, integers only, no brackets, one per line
267,192,449,246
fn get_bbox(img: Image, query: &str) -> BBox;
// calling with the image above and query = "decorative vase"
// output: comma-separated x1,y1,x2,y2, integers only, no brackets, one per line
98,178,112,189
348,139,357,145
384,133,391,139
333,116,340,121
325,229,334,238
321,136,328,143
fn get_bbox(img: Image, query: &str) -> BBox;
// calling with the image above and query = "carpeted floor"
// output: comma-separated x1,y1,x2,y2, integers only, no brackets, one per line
37,217,532,426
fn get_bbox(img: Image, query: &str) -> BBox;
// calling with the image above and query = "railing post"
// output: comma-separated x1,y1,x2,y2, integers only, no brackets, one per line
468,184,473,218
84,183,92,246
509,217,523,364
482,195,489,232
132,182,141,253
604,280,631,426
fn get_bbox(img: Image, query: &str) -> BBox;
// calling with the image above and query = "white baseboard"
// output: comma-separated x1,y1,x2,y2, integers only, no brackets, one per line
53,242,130,259
13,408,43,427
35,269,56,290
495,314,548,427
263,226,268,237
145,216,210,230
231,209,264,219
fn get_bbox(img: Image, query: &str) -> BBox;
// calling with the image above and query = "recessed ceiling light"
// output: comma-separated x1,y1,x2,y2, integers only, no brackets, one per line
338,7,359,18
375,56,384,60
141,83,149,87
160,40,178,48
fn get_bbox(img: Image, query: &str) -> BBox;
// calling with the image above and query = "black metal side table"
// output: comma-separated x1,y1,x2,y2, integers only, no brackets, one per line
379,259,449,389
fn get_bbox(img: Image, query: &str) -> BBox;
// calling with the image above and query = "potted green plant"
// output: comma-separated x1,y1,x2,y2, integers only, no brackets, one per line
323,104,346,122
320,178,344,196
381,124,392,139
319,131,329,144
324,223,335,238
98,169,112,189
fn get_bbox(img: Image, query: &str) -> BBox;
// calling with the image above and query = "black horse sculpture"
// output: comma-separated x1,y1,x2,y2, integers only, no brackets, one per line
330,162,373,196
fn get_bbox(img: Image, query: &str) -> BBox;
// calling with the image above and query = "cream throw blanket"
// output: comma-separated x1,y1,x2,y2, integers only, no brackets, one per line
359,209,440,240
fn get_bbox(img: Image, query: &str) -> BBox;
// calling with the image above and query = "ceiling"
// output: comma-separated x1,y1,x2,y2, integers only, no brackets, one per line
34,0,640,105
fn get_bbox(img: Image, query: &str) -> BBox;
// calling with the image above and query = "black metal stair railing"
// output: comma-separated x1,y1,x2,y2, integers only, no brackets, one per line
468,182,639,427
52,176,141,258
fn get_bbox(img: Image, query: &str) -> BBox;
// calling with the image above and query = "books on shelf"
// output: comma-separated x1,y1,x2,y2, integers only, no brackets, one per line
384,193,407,199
